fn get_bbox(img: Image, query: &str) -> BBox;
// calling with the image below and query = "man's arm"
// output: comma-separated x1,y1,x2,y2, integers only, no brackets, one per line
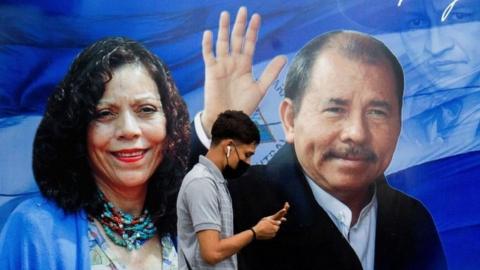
200,6,286,136
196,204,289,265
188,117,210,169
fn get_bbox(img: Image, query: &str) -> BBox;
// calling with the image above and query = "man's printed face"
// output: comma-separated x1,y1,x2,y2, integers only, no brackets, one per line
284,50,401,196
400,0,480,90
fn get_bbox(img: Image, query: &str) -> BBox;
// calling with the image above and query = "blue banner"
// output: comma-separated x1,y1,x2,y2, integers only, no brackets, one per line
1,0,479,268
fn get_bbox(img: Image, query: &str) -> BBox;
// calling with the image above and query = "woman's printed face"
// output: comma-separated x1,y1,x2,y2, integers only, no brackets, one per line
87,64,167,193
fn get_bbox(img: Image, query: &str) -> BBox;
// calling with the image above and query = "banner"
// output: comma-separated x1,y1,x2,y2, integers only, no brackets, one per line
1,0,479,268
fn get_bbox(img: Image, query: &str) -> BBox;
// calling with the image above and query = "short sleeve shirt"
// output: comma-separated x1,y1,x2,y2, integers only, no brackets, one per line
177,155,236,270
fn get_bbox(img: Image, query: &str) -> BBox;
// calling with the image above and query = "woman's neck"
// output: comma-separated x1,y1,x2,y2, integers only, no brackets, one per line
96,182,147,217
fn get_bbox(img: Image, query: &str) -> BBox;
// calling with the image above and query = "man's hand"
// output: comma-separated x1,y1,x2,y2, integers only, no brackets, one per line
196,202,289,264
201,6,287,136
252,202,290,240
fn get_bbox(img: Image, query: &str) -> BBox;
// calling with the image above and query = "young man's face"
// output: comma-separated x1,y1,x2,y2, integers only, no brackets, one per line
225,142,257,168
281,50,401,196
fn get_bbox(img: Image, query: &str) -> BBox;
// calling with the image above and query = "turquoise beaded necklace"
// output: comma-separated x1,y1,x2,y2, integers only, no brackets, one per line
95,191,157,251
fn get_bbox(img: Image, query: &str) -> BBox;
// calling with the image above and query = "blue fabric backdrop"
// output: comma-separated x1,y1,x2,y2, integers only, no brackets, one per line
1,0,479,269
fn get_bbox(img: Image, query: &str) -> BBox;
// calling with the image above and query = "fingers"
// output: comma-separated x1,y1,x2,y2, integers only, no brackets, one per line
231,7,248,55
283,202,290,211
216,11,230,58
202,30,215,67
262,221,280,235
270,201,291,221
255,217,286,239
265,220,281,238
271,209,287,221
243,13,260,57
279,202,289,222
257,55,287,94
215,7,259,58
271,209,288,221
257,202,291,239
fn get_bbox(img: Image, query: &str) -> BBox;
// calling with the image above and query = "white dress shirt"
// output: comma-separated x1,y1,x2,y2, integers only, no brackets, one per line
194,112,212,147
306,176,377,270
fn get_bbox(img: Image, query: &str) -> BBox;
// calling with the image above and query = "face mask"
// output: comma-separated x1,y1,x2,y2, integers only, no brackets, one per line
222,144,250,179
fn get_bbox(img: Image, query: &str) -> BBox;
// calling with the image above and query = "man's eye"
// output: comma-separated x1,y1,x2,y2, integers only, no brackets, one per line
324,107,345,114
406,18,430,29
450,12,473,22
368,109,387,117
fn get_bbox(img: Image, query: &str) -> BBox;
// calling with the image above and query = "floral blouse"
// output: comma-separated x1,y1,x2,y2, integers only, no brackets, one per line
88,221,178,269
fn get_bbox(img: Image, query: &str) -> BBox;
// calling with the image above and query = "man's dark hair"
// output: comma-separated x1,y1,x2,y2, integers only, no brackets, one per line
284,30,404,114
210,110,260,146
33,36,190,237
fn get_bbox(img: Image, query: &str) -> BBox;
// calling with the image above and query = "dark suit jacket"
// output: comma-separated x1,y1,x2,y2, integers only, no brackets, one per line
189,127,447,269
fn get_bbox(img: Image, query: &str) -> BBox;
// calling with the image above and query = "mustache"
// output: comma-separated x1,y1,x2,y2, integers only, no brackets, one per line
323,145,377,163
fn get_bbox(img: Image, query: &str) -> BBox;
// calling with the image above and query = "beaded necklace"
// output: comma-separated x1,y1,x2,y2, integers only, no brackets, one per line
94,192,157,251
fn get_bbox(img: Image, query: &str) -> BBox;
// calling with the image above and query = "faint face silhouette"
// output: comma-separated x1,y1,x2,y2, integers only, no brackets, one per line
400,0,480,90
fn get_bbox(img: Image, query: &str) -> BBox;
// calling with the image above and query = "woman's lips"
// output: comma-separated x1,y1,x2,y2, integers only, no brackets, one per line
111,149,147,163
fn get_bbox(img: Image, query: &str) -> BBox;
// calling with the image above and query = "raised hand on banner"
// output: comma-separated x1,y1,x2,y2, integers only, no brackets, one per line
201,6,287,136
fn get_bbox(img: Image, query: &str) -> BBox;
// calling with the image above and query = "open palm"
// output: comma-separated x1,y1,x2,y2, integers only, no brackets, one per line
201,7,286,135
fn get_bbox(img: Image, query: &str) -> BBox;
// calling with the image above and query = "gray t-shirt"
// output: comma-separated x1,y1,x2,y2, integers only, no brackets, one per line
177,155,236,270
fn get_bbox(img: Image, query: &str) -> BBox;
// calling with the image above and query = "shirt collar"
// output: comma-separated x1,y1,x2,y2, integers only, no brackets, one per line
198,155,226,183
305,174,377,228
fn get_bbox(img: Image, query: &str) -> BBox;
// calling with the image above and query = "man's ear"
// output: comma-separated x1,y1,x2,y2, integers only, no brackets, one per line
226,145,231,157
280,98,295,143
220,139,234,155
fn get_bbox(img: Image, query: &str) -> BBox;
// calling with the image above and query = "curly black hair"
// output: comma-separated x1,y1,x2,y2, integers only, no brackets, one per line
33,36,190,237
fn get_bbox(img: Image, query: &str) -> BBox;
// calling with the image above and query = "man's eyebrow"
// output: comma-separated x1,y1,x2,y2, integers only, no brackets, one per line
369,100,392,111
326,98,349,106
402,11,429,18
